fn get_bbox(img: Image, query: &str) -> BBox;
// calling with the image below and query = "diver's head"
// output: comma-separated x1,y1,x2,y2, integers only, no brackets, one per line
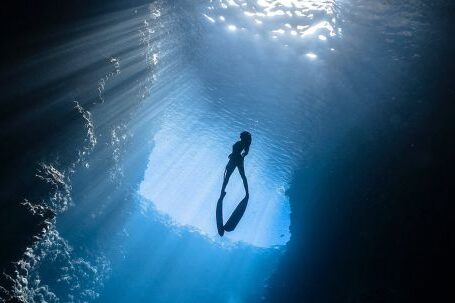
240,131,252,144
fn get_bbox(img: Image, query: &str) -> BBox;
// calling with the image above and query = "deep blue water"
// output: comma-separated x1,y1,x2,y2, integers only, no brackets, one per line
0,0,453,302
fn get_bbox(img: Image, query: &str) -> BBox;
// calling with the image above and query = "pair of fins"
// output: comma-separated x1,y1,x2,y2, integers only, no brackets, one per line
216,192,249,236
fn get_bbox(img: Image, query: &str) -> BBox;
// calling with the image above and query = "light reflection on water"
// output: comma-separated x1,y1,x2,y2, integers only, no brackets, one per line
204,0,340,47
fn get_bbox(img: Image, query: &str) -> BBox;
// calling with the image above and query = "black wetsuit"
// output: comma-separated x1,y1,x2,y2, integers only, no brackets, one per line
220,139,249,198
228,141,245,168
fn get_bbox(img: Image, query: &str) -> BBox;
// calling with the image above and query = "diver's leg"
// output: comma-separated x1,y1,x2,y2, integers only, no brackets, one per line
237,161,249,197
221,162,235,196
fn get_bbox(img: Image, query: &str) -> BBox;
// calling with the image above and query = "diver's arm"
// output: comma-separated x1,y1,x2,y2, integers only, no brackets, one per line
242,146,249,157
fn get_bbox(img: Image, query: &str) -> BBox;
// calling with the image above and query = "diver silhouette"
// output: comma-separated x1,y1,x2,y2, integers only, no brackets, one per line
216,131,252,236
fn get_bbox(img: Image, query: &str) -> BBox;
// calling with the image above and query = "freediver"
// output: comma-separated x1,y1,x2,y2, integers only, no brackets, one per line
216,131,252,236
220,131,251,198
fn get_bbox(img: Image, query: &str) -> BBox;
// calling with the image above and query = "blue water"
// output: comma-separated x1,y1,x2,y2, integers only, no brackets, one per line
1,0,435,302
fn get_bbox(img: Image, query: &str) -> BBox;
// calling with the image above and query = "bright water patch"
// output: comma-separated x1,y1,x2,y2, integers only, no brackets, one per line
139,74,291,248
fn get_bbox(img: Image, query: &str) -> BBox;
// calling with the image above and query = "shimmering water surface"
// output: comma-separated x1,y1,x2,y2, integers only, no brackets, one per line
0,0,436,302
